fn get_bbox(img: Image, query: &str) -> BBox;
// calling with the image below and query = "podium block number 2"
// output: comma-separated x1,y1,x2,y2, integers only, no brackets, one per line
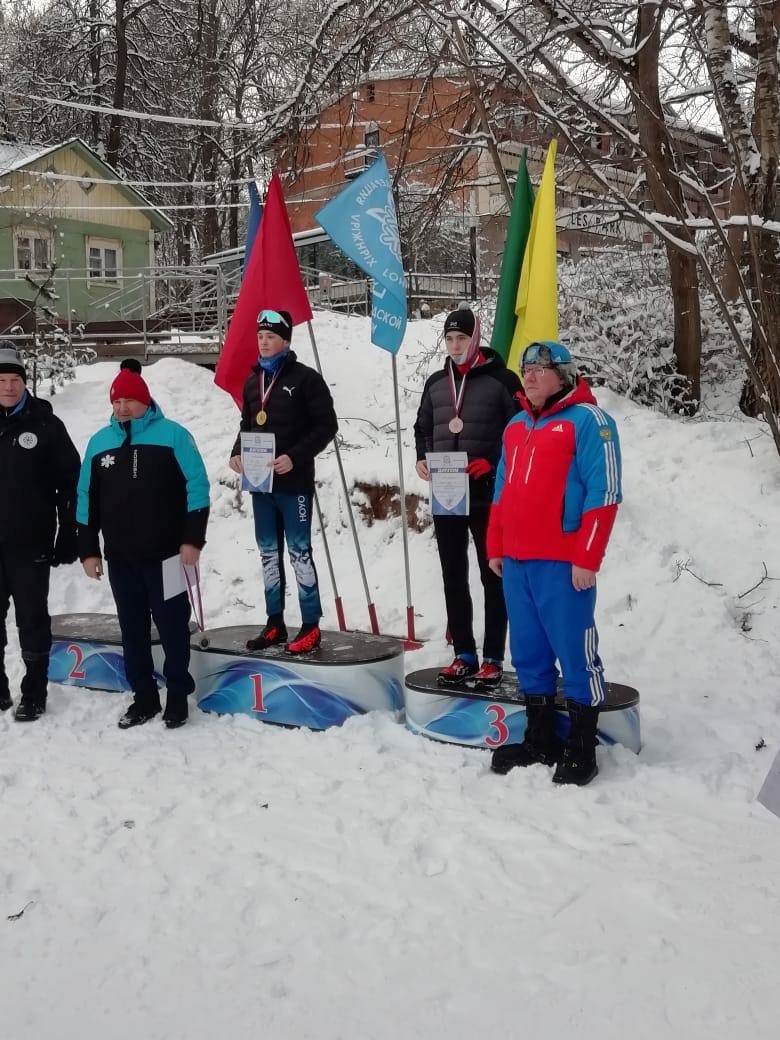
67,643,87,680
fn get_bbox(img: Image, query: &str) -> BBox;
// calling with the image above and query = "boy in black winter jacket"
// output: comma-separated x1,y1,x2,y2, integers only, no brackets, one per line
0,343,80,721
229,309,338,655
414,308,521,686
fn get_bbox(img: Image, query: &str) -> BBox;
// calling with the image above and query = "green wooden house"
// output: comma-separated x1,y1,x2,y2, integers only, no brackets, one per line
0,136,173,339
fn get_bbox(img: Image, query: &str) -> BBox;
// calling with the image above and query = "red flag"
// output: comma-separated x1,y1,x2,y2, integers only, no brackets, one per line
215,172,313,405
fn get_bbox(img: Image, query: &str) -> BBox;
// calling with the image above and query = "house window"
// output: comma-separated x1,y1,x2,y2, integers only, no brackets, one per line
86,238,122,282
364,127,380,150
366,82,375,103
14,227,52,273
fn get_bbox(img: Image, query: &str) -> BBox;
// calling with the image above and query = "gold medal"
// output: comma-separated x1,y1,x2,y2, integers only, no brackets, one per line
449,416,464,434
256,409,267,426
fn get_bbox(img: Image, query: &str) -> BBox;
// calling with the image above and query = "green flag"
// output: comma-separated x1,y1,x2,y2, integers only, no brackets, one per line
490,150,535,362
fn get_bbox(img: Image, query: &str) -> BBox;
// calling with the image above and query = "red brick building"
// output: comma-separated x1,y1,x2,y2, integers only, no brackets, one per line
274,71,730,287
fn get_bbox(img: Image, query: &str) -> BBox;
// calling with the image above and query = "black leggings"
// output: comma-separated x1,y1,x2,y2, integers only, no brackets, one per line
433,509,507,662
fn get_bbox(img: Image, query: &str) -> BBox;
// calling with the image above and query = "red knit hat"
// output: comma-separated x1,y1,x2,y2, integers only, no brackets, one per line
110,360,151,405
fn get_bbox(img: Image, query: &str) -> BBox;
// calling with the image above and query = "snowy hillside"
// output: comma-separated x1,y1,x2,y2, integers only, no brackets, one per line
3,311,780,1040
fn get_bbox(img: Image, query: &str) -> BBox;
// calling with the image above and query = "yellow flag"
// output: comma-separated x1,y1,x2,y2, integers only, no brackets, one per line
508,140,559,372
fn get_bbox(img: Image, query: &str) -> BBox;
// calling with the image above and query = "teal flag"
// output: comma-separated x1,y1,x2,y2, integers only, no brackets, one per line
316,154,407,353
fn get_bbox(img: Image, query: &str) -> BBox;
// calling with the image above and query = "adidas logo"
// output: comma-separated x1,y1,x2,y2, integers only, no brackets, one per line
551,423,564,432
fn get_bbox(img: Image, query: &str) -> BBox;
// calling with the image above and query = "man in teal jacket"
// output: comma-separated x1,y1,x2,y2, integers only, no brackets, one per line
77,360,210,730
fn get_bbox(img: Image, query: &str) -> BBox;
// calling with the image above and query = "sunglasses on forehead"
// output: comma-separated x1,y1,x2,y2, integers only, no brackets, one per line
257,309,291,329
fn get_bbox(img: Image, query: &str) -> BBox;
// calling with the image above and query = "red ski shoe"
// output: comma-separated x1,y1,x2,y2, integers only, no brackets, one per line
286,624,322,655
437,656,479,685
472,662,503,688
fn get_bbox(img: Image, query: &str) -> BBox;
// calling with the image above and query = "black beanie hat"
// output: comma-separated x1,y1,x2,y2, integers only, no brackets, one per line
0,341,26,381
257,309,293,341
443,308,475,337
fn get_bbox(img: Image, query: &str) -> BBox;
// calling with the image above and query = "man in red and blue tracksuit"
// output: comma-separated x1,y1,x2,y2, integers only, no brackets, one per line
487,341,622,786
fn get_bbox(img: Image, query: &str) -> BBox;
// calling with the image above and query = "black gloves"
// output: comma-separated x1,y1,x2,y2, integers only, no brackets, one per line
52,526,78,566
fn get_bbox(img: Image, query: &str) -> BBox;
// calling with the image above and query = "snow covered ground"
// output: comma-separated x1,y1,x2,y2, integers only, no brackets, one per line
3,311,780,1039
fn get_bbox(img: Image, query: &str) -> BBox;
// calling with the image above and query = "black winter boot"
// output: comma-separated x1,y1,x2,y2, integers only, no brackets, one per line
246,615,287,651
491,695,562,774
163,694,189,730
118,701,162,729
552,700,600,786
14,657,49,722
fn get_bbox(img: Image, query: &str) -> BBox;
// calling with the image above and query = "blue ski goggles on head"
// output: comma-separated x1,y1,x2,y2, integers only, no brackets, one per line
257,309,291,331
521,340,572,373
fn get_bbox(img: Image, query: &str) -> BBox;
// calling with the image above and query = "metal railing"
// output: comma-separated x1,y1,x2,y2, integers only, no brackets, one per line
0,265,229,352
0,261,471,357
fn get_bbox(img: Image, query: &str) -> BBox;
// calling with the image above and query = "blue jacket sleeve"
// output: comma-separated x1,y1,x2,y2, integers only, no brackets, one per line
573,410,622,570
576,411,622,513
76,435,102,559
173,425,210,548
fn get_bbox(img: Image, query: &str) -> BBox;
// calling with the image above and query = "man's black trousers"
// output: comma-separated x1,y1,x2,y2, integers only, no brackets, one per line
108,559,194,714
0,543,52,666
432,508,507,662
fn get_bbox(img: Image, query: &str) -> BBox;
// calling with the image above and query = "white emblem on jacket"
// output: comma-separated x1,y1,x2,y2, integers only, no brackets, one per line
282,385,295,396
18,432,38,449
101,454,116,468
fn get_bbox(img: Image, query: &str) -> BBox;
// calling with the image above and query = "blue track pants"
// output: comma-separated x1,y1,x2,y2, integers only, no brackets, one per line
502,558,606,706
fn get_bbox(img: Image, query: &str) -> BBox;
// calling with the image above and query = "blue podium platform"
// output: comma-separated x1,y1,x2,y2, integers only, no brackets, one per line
192,626,405,729
48,614,405,731
404,669,641,753
49,613,165,692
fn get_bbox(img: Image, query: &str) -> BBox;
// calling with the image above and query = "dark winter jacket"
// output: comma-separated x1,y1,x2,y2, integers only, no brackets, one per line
414,348,522,508
76,402,210,563
0,393,80,556
231,351,338,494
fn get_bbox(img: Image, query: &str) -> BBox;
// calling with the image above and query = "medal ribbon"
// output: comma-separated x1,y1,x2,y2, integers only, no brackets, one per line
184,563,205,632
446,315,481,422
257,368,282,416
448,362,468,421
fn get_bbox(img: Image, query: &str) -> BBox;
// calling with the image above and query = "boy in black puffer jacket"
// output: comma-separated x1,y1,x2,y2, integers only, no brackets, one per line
229,309,338,655
414,309,521,686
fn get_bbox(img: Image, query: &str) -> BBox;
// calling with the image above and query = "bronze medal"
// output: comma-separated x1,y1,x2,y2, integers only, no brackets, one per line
256,409,267,426
449,416,464,434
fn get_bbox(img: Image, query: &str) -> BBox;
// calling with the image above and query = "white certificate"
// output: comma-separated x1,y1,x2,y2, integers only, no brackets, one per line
427,451,469,516
162,554,199,602
241,432,275,493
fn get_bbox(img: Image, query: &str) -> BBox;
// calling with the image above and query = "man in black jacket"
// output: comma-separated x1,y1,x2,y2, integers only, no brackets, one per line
229,309,338,654
0,343,80,720
414,309,521,687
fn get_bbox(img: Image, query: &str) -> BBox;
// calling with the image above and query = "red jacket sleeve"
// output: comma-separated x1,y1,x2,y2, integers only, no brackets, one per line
486,501,504,559
573,504,618,571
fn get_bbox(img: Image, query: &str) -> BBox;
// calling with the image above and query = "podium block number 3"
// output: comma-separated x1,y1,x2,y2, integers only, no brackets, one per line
484,703,508,747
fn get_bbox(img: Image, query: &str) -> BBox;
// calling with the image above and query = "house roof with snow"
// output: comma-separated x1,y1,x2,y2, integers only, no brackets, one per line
0,136,174,231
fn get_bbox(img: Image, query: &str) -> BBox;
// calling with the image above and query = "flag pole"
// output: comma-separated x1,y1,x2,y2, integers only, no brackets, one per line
313,489,346,632
306,320,380,635
391,353,417,645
